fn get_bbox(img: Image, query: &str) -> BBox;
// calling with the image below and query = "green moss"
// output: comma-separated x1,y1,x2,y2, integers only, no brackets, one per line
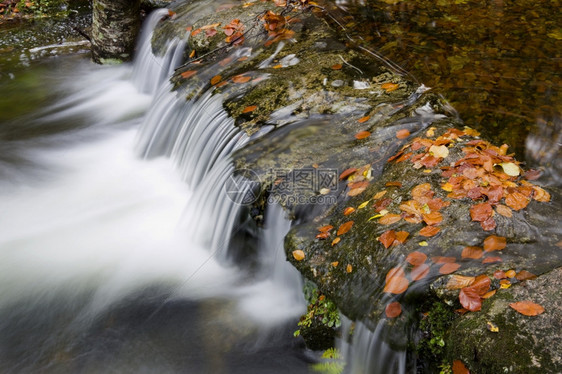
417,299,456,371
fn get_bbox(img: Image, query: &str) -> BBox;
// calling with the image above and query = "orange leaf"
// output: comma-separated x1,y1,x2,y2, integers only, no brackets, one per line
337,221,354,236
331,63,342,70
406,251,427,266
210,75,222,85
379,230,396,249
191,28,202,36
348,186,367,196
509,301,545,316
385,301,402,318
339,167,357,180
470,202,493,222
358,115,371,123
452,359,470,374
346,264,353,273
396,129,410,139
384,276,409,294
432,256,456,264
505,191,529,211
483,235,506,251
471,274,491,295
461,246,483,259
343,207,356,215
481,289,497,299
493,270,507,279
332,237,341,246
482,256,502,264
439,262,460,274
459,287,482,311
355,130,371,140
422,211,443,226
318,225,334,233
395,231,410,243
411,183,433,201
419,226,440,237
410,263,430,281
495,204,513,217
386,266,406,282
316,232,330,239
232,74,252,83
381,82,399,92
180,70,197,79
379,214,401,225
515,270,536,281
532,186,551,202
242,105,257,113
446,275,476,290
292,250,305,261
505,269,516,278
385,181,402,188
189,50,196,58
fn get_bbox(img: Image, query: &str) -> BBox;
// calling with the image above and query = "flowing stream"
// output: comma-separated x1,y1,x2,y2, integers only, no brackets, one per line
0,10,310,374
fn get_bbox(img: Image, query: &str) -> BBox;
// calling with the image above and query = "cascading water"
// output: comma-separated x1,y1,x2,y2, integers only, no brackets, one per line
0,9,309,374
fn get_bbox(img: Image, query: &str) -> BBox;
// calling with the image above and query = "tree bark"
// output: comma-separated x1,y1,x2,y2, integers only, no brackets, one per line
91,0,141,64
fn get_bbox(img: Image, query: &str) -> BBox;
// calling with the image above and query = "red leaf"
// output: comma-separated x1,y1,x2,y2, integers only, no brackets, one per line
339,168,357,180
459,287,482,311
439,262,460,274
480,216,496,231
470,202,493,222
410,263,430,281
395,231,410,243
452,359,470,374
384,276,409,294
482,256,502,264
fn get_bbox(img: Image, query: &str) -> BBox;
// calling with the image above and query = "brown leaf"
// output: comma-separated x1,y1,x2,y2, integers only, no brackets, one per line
337,221,354,236
395,231,410,243
446,275,476,290
384,276,409,294
452,359,470,374
422,211,443,226
480,217,496,231
385,181,402,188
396,129,410,139
379,214,402,225
419,226,440,237
439,262,460,274
411,183,433,201
406,251,427,266
493,270,507,279
483,235,506,251
459,287,482,311
385,301,402,318
461,246,483,259
509,301,545,316
339,168,357,180
386,266,406,282
482,256,502,264
505,191,529,211
495,204,513,217
470,202,493,222
410,263,430,281
210,75,222,85
180,70,197,79
355,130,371,140
432,256,456,264
515,270,537,281
232,74,252,83
379,230,396,249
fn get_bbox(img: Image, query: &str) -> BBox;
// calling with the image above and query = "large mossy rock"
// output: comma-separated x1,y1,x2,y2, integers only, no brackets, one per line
151,1,562,370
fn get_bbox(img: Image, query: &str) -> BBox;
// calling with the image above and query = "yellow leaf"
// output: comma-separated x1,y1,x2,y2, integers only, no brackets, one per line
500,162,520,177
418,241,428,246
332,237,341,246
331,261,339,267
373,190,387,200
358,201,370,209
486,321,499,333
292,250,305,261
346,264,353,273
441,183,454,192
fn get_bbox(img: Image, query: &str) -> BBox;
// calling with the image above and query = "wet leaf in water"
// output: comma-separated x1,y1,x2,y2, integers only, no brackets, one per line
292,250,305,261
486,321,499,333
385,302,402,318
355,130,371,139
337,221,354,236
379,214,402,225
461,246,483,259
384,275,409,294
509,301,545,316
396,129,411,139
232,74,252,83
406,251,427,266
515,270,537,281
505,191,529,210
242,105,257,113
358,115,371,123
422,211,443,226
470,202,493,222
180,70,197,78
419,226,440,237
432,256,456,264
395,231,410,243
386,266,406,282
439,262,460,274
210,75,222,85
410,263,430,281
483,235,506,251
379,230,396,249
482,256,502,264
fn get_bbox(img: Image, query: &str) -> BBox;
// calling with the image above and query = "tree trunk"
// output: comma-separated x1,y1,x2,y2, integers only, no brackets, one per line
91,0,141,64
